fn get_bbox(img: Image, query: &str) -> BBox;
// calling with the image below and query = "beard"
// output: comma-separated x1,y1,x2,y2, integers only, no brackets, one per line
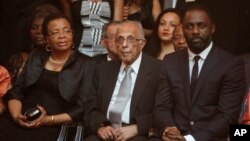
187,35,210,54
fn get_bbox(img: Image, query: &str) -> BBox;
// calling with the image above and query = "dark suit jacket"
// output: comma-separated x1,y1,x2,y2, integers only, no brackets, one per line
154,45,246,141
93,54,108,64
85,53,162,136
4,48,96,121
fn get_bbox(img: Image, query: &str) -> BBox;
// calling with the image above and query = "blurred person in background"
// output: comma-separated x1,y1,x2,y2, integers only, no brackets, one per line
94,21,121,63
6,4,61,85
60,0,123,57
0,66,11,115
172,24,187,51
148,8,182,60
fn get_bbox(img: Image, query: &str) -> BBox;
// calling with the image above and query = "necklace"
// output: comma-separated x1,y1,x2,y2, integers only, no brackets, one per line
49,56,68,64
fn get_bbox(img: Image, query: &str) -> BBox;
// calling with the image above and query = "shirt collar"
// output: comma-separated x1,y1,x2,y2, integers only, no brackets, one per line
107,55,112,61
188,41,213,60
120,52,142,74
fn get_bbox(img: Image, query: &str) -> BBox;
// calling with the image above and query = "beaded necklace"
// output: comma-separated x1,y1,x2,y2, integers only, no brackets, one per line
48,56,68,64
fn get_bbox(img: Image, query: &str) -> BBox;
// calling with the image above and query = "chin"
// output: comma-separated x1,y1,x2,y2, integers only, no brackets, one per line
161,37,172,42
34,42,46,47
175,46,186,51
121,58,133,65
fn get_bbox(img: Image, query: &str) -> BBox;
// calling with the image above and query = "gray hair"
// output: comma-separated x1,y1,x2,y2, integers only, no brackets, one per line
117,20,145,39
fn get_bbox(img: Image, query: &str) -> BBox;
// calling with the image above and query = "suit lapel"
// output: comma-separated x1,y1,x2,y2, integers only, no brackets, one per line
102,61,121,113
191,47,220,105
130,54,152,118
179,50,191,105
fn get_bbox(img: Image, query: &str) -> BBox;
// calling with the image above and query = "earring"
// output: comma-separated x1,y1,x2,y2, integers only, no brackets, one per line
46,45,52,51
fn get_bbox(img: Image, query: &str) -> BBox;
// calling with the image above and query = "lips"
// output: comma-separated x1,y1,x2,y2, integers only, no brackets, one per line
178,46,187,50
34,37,46,43
57,41,68,47
161,32,170,36
191,37,203,43
122,51,131,54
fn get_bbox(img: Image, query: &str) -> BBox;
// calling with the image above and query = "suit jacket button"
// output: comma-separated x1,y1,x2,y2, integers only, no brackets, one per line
190,121,194,126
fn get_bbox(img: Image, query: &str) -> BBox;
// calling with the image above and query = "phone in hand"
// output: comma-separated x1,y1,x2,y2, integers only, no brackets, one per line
24,107,42,121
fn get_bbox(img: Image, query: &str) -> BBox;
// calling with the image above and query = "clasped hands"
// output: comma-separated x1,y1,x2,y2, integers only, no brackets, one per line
162,126,185,141
97,125,138,141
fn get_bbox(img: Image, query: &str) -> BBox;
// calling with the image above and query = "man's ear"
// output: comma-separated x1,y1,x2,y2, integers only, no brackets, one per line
100,38,107,49
140,39,146,50
211,24,216,34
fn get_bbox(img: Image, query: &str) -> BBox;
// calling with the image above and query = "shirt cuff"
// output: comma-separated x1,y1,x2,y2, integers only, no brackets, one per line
184,134,196,141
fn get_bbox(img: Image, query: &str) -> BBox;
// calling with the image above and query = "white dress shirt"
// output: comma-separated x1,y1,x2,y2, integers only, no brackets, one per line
188,42,213,82
184,42,213,141
107,52,142,123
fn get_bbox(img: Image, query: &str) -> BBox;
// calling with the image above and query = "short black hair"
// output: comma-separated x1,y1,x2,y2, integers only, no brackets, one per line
42,13,71,36
184,4,214,24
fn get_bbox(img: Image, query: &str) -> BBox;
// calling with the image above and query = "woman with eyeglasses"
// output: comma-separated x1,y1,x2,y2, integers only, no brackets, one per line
147,8,182,60
0,13,96,141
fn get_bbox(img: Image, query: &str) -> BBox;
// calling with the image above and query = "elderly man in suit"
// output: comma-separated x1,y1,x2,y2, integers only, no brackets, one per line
94,21,121,63
85,20,162,141
153,4,246,141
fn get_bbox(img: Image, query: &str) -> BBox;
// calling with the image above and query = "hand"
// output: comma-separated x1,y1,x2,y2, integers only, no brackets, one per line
162,127,185,141
123,6,129,20
97,126,116,141
30,105,50,128
114,125,138,141
21,105,48,128
14,113,38,128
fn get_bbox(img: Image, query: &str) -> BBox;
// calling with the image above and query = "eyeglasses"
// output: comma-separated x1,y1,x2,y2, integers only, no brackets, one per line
115,36,143,44
48,29,73,37
172,35,185,41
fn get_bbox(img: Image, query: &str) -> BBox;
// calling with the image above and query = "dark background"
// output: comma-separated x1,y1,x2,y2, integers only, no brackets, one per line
0,0,250,65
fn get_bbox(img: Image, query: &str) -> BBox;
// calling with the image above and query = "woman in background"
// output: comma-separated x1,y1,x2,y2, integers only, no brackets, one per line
123,0,161,36
0,13,95,141
60,0,123,57
6,4,61,85
148,8,182,60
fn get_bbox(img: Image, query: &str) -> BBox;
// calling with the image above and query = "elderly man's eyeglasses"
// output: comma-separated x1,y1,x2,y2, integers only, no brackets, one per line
172,35,185,41
48,29,73,37
115,36,143,44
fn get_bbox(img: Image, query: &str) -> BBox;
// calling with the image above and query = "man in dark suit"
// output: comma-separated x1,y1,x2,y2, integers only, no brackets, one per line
153,5,246,141
85,20,162,141
94,21,121,63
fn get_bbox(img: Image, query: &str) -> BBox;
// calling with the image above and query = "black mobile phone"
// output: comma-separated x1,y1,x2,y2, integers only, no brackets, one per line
24,107,42,121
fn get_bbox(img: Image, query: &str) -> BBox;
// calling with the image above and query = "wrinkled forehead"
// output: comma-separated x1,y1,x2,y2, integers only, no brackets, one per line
116,22,139,37
173,24,183,34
